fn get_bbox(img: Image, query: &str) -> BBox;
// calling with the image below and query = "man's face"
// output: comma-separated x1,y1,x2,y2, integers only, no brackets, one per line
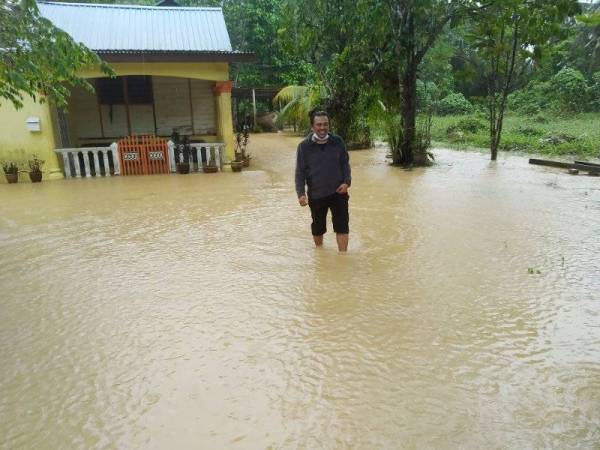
311,115,329,139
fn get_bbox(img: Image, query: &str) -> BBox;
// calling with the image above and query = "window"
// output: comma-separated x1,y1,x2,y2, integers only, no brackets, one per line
96,76,153,104
127,76,153,104
97,77,124,104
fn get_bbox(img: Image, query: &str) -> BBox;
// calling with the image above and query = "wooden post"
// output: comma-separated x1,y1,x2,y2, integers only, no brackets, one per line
122,76,132,135
252,88,257,130
188,78,195,135
95,79,105,138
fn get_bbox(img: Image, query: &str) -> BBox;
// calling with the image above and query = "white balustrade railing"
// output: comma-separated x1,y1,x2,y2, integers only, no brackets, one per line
55,140,225,178
168,141,225,172
54,144,120,178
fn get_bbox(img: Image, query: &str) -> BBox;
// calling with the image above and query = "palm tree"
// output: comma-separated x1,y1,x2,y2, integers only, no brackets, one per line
273,84,327,131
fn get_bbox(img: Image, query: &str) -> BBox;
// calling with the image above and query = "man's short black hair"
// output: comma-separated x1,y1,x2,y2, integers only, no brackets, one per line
310,110,329,125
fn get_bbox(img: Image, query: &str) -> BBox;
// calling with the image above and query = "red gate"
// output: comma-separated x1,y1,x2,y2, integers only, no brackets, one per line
118,135,170,176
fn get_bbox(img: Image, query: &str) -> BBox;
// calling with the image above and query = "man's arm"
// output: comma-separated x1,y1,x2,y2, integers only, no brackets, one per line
295,144,308,205
337,138,351,193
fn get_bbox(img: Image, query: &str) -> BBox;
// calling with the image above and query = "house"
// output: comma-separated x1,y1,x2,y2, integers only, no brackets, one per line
0,1,252,181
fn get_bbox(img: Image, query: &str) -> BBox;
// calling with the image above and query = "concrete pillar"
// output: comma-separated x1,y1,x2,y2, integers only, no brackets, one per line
213,81,235,162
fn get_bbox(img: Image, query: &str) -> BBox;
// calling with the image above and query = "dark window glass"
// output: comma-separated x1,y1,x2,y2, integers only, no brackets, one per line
127,76,153,104
97,77,124,104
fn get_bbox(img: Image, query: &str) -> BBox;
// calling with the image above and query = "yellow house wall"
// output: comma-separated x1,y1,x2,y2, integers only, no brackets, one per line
79,62,230,81
0,97,61,183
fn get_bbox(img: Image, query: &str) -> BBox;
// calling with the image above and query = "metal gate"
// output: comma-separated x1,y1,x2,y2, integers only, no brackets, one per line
118,135,170,176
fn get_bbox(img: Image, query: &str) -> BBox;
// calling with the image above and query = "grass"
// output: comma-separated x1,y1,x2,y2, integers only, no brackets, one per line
429,112,600,160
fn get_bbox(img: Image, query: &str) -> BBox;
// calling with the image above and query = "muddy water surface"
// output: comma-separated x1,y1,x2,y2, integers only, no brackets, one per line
1,134,599,449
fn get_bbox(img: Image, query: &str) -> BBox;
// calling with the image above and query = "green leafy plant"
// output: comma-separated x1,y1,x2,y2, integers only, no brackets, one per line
234,125,250,162
446,117,487,135
2,161,19,175
28,155,44,173
551,67,589,112
438,93,474,115
273,84,326,131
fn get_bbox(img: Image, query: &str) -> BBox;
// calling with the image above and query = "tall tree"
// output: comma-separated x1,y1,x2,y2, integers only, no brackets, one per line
469,0,580,160
279,0,384,144
0,0,111,109
381,0,478,166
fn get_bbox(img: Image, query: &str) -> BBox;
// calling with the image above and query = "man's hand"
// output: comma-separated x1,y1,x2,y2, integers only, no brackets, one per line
298,195,308,206
336,183,349,194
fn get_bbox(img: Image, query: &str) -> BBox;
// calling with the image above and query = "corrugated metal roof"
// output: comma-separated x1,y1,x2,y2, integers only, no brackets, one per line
37,1,233,53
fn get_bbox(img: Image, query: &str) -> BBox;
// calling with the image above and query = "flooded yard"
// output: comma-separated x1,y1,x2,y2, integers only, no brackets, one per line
1,133,599,449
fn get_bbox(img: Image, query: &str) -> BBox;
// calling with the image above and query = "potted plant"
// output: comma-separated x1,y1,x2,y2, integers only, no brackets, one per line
203,147,219,173
230,160,243,172
235,125,251,167
28,155,44,182
172,131,191,174
2,161,19,184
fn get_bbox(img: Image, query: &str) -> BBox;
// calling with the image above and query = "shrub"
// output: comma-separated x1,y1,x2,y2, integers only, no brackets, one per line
550,68,588,112
508,81,553,114
446,116,486,135
438,92,474,115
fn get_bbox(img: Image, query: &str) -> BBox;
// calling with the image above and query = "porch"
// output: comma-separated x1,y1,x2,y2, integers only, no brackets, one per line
53,74,234,177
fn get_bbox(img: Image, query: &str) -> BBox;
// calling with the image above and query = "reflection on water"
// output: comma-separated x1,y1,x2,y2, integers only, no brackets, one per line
1,135,599,449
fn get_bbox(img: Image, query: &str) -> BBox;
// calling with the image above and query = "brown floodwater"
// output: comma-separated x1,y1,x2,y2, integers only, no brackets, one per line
1,134,599,449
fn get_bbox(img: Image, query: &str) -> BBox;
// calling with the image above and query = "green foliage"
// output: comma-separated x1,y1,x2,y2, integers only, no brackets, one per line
588,71,600,111
416,80,441,112
446,116,486,134
438,92,474,115
377,101,403,162
273,84,326,130
516,126,544,136
2,161,19,175
467,0,581,159
508,81,553,114
431,112,600,158
28,155,44,173
0,0,112,109
550,67,589,112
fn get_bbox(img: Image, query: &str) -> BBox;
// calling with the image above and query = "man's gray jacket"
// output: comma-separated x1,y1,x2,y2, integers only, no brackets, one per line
295,133,352,200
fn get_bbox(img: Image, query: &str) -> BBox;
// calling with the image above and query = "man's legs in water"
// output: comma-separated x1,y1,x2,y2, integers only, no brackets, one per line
336,233,348,252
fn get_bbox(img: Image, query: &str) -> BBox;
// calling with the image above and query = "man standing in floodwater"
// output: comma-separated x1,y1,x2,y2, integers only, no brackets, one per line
295,110,352,252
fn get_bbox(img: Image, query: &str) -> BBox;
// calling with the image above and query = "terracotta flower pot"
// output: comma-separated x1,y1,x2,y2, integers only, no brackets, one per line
29,171,42,183
203,165,219,173
5,173,18,184
242,156,250,167
231,161,243,172
176,163,190,174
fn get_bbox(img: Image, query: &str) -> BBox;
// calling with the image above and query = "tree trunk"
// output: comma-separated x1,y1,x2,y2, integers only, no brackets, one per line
399,64,418,166
491,134,499,160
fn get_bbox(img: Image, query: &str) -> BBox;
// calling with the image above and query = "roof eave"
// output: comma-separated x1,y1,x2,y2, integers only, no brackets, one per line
97,51,256,63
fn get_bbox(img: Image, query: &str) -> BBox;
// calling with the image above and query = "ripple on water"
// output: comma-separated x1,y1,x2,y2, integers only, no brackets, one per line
1,137,599,449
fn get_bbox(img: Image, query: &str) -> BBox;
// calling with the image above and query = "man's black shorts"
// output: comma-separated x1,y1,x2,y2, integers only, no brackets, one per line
308,192,349,236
